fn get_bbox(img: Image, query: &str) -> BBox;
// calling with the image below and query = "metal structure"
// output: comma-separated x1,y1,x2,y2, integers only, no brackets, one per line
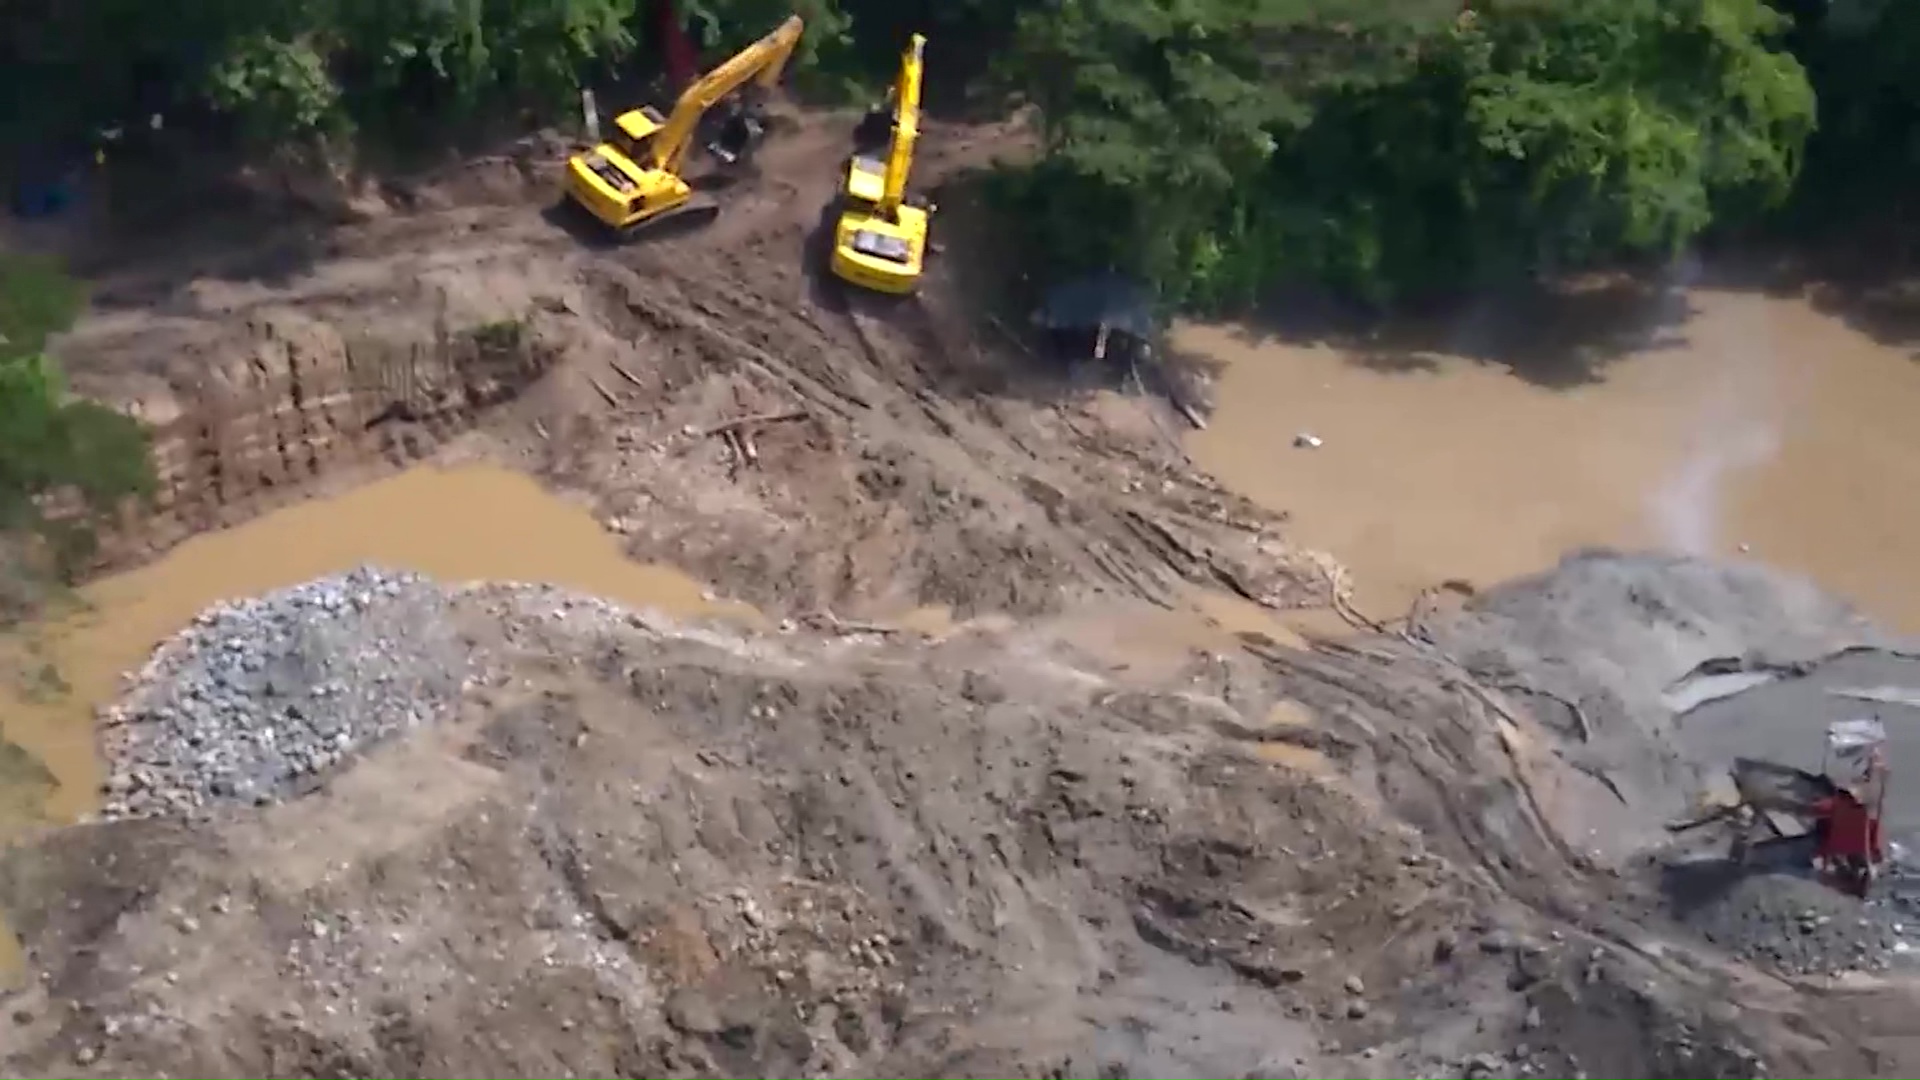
1670,718,1892,897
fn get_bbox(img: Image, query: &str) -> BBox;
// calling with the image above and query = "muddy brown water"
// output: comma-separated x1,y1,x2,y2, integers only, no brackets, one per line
1183,288,1920,633
0,463,760,979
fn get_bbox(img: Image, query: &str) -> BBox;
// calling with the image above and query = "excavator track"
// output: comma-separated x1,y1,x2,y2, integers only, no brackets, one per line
615,194,721,242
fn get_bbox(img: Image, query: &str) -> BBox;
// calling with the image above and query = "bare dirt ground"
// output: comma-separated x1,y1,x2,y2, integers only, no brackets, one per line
4,109,1920,1078
50,112,1309,622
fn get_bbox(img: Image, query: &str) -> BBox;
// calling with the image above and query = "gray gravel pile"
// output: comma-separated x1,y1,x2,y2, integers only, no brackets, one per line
1680,871,1908,976
101,566,470,819
1423,551,1887,861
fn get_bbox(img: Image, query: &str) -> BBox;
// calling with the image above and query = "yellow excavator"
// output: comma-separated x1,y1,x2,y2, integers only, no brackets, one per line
829,34,930,294
563,15,804,236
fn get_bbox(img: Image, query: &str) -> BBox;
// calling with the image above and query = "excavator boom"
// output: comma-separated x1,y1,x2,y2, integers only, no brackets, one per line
828,33,933,295
562,12,802,236
878,34,925,217
652,15,805,175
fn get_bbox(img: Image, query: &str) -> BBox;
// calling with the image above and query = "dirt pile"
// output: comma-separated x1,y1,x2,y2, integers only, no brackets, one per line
0,576,1806,1079
1418,550,1894,863
1672,867,1910,976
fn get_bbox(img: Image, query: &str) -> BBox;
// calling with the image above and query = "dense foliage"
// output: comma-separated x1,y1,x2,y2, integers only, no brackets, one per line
0,0,1916,302
996,0,1816,304
0,256,155,613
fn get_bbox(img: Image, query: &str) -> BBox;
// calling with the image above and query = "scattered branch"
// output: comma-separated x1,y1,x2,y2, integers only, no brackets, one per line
585,375,620,409
607,360,645,389
700,409,807,439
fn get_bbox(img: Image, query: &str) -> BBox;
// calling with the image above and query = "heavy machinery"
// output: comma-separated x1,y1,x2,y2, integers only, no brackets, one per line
563,15,803,236
829,34,931,294
1670,718,1891,897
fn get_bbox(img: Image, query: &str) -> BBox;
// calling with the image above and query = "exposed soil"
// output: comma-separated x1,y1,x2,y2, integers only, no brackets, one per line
4,109,1920,1078
0,576,1855,1078
53,113,1309,625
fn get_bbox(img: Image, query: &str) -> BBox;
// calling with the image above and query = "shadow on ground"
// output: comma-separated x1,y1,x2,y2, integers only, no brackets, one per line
1695,229,1920,363
1658,848,1808,919
1215,273,1699,390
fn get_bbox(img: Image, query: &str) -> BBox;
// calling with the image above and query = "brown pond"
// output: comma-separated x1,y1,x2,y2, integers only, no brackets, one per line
1183,287,1920,632
0,463,760,979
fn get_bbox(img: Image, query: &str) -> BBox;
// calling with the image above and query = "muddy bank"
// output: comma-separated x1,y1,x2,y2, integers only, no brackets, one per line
0,110,1322,1007
0,566,1843,1079
1181,286,1920,632
0,464,763,844
4,110,1312,837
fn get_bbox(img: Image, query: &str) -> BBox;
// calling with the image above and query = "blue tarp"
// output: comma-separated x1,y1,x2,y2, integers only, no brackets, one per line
10,173,79,219
1033,272,1159,340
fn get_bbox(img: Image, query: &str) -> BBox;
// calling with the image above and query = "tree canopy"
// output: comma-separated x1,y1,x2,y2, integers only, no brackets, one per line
0,0,1915,302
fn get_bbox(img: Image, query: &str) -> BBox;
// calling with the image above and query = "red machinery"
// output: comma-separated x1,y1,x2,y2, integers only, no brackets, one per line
1671,718,1890,897
656,0,700,92
1810,718,1889,896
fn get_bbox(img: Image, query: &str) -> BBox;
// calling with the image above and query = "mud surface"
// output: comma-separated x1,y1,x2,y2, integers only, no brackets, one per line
1181,284,1920,632
5,112,1920,1077
4,551,1919,1077
0,570,1859,1079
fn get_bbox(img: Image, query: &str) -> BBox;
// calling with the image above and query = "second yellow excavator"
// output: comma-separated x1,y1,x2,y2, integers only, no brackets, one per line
829,34,930,295
564,15,803,237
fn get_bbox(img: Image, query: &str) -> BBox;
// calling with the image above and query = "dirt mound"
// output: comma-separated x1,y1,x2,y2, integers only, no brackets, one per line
1672,866,1907,976
0,579,1817,1079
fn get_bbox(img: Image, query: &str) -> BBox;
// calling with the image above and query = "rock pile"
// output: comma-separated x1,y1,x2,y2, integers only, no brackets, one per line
1679,870,1909,976
100,566,470,818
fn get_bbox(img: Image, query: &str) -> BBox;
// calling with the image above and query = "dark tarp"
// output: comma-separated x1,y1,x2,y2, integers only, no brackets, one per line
1032,273,1158,340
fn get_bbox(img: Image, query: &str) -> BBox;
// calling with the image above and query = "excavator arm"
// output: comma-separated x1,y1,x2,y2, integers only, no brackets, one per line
826,30,932,294
651,15,805,175
878,34,925,219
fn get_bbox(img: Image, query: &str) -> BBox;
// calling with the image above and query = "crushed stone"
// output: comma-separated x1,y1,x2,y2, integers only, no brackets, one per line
99,565,469,818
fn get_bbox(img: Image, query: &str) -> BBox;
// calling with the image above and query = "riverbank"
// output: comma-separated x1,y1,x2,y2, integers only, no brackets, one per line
1182,283,1920,632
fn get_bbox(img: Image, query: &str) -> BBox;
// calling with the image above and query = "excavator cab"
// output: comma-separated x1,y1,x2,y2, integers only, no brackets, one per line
562,14,803,238
829,35,931,295
609,106,670,164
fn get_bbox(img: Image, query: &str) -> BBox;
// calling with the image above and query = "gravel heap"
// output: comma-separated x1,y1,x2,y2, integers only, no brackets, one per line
101,566,470,819
1680,870,1910,976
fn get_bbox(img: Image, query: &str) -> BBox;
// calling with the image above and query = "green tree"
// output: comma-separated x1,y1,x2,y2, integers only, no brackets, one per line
0,257,155,618
993,0,1814,306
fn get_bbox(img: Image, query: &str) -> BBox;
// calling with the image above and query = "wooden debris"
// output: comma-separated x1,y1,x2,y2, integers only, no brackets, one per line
608,360,645,389
700,409,806,438
586,375,621,408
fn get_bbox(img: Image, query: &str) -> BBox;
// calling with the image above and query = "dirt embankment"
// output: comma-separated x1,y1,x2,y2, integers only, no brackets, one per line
51,115,1309,622
5,111,1920,1079
0,568,1831,1079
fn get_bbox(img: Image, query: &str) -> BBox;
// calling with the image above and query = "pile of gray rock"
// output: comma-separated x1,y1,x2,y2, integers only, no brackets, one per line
100,566,470,818
1680,870,1907,976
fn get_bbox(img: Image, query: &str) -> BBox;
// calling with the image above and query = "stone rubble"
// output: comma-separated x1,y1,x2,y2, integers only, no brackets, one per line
98,565,469,819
